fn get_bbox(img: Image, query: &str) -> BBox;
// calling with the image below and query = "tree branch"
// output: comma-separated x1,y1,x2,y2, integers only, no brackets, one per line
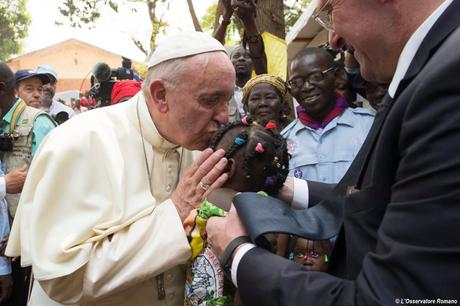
186,0,202,32
131,37,149,56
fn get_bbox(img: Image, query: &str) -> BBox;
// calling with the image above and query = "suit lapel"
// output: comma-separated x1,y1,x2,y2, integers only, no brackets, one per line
337,93,394,189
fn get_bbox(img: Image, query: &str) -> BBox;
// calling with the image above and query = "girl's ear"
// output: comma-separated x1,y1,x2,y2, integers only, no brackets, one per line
226,158,236,178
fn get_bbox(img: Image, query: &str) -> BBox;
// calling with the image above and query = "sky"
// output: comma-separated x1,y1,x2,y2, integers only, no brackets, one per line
25,0,217,62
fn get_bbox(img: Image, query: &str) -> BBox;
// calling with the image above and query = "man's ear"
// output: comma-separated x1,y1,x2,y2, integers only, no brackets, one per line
149,79,168,113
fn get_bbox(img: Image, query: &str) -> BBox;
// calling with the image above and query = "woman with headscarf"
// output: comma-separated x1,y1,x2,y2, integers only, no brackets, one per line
242,74,292,131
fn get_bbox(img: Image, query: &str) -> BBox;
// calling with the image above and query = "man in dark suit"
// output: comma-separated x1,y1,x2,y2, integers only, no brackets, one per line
206,0,460,305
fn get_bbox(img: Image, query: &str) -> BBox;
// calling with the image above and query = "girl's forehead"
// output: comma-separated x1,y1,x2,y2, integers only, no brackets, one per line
295,238,327,250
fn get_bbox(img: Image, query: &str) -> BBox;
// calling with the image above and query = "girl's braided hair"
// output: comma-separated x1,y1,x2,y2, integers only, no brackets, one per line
209,116,289,195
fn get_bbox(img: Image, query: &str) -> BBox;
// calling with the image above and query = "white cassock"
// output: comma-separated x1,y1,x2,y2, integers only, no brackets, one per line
6,92,197,306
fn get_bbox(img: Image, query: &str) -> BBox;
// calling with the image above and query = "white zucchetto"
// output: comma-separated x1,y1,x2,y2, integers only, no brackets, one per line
147,31,226,68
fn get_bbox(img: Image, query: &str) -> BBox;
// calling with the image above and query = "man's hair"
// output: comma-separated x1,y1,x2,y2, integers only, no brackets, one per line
228,45,249,59
141,53,210,99
292,47,336,69
209,118,289,195
0,62,15,91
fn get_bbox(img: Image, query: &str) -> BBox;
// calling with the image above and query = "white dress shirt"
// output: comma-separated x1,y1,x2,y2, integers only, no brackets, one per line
388,0,453,98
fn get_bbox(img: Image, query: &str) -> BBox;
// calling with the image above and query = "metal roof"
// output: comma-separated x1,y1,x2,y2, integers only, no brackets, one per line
286,0,328,63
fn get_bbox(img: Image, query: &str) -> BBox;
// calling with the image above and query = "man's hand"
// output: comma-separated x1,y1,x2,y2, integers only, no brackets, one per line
222,0,234,19
171,148,228,222
231,0,257,22
4,165,28,194
207,205,248,258
0,274,12,304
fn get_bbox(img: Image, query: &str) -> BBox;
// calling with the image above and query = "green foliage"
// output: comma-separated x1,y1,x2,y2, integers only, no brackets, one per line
0,0,30,61
200,3,240,46
200,3,217,32
57,0,170,54
57,0,119,28
284,0,311,32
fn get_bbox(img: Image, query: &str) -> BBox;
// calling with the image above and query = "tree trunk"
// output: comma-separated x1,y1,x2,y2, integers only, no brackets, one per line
186,0,203,31
214,0,225,30
214,0,285,40
255,0,285,39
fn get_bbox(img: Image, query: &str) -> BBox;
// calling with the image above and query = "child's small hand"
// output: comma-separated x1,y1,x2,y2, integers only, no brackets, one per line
183,209,198,238
277,176,294,204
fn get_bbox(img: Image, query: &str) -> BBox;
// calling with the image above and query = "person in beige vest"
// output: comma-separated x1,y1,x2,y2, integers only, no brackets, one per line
6,31,235,306
1,65,56,306
0,62,32,306
6,69,57,218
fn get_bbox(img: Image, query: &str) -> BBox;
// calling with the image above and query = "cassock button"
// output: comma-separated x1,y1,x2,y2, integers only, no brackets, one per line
166,185,171,192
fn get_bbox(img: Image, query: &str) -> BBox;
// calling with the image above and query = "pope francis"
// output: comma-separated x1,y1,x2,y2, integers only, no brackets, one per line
5,31,236,305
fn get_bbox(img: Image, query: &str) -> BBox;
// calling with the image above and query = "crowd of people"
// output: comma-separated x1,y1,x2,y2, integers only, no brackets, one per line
0,0,459,305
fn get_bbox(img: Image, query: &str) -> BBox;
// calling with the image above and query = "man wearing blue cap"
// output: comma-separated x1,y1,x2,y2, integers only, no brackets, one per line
1,65,56,306
5,69,56,218
14,69,49,109
36,65,75,123
0,62,29,306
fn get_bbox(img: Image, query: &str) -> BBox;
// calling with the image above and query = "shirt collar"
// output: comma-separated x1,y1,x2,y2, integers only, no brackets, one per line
336,108,355,127
136,92,180,152
2,98,22,125
292,108,353,135
388,0,453,98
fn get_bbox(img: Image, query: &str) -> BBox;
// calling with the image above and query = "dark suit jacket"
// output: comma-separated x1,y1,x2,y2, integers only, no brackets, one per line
236,3,460,305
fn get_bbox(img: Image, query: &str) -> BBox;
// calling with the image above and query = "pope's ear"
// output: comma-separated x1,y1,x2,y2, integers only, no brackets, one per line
149,79,168,113
0,82,6,97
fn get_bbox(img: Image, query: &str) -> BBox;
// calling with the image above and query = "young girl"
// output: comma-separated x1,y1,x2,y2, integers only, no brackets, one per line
286,236,332,272
184,116,289,306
